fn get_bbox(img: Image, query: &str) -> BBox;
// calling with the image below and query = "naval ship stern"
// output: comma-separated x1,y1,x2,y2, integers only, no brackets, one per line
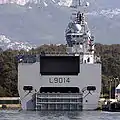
18,0,101,111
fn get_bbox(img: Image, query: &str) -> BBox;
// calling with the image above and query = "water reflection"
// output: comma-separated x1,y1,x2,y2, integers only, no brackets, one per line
36,111,83,119
1,110,120,120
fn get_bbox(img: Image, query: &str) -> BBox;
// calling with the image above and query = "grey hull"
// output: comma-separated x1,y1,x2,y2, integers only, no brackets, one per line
18,62,101,110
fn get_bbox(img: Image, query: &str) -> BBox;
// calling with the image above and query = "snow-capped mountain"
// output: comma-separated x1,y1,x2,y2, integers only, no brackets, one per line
0,35,36,51
0,0,120,45
0,0,118,9
0,0,73,7
87,8,120,19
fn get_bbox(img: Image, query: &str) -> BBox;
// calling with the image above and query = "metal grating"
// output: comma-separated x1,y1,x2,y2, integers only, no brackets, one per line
35,92,83,111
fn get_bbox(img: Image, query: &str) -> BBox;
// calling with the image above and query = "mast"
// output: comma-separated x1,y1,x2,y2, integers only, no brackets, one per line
78,0,81,6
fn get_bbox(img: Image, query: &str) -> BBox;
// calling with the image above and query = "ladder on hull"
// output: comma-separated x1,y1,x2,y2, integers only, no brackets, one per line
35,92,83,111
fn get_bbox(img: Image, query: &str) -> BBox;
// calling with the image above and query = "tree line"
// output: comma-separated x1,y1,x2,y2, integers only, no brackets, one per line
0,43,120,97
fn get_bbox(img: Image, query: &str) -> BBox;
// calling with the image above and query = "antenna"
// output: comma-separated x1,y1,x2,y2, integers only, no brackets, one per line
78,0,81,6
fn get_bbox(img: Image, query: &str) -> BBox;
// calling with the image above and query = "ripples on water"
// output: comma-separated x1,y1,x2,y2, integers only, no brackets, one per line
0,110,120,120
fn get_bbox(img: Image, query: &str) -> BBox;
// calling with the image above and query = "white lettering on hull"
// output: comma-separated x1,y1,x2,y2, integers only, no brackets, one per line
49,77,70,83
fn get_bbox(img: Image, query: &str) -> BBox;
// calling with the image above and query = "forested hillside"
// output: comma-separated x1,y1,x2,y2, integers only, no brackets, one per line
0,44,120,97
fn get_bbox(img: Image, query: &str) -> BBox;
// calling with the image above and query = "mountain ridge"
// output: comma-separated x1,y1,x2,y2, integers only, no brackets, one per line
0,35,36,51
0,0,120,47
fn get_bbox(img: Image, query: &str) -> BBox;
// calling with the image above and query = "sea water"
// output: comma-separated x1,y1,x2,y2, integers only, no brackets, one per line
0,110,120,120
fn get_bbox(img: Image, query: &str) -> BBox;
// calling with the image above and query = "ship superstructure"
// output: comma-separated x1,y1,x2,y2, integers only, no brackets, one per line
66,1,96,64
18,0,101,111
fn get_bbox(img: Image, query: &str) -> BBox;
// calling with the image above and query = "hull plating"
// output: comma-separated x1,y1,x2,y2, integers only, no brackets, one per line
18,62,101,110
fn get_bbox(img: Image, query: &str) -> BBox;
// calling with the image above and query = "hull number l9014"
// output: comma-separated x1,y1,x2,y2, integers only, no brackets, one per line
49,77,70,83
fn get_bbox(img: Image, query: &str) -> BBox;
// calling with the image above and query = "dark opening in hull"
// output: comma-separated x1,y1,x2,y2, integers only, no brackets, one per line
40,87,80,93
